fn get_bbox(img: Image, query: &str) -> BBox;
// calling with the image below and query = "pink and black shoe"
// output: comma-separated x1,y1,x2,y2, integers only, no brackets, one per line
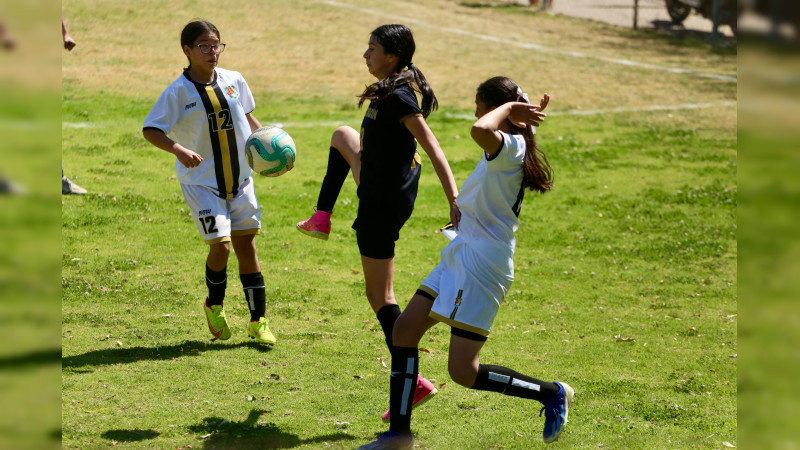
296,209,332,241
381,374,438,422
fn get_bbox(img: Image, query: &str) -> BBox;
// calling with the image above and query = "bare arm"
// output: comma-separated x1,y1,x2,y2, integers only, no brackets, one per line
62,17,76,51
142,128,203,168
403,115,461,228
471,94,549,157
246,112,262,132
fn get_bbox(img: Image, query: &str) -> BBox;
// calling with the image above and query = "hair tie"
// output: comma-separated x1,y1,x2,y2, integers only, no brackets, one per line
516,86,530,103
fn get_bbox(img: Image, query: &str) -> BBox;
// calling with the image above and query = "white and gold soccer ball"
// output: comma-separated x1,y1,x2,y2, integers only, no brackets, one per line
245,126,296,177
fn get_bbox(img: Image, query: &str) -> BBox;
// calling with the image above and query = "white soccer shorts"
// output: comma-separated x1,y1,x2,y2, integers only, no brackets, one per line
180,177,261,244
421,238,513,337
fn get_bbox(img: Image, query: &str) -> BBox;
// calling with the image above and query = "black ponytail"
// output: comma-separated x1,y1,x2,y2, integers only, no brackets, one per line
357,25,438,118
476,76,553,193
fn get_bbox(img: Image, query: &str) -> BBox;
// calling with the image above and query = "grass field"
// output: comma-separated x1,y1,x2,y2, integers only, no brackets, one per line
61,0,737,448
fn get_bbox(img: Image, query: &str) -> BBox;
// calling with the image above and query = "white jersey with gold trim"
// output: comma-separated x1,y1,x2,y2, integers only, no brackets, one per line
422,131,528,335
455,131,526,264
143,68,255,199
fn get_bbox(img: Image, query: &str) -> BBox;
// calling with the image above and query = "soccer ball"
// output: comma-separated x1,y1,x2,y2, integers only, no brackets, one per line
244,126,296,177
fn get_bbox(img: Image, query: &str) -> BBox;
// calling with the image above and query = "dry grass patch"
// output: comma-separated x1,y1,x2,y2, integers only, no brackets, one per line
63,0,735,113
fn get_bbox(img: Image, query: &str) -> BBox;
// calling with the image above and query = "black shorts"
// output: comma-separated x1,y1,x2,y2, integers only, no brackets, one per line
353,194,416,259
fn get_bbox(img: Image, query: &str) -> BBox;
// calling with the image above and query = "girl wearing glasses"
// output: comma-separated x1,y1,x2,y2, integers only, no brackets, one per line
143,19,276,346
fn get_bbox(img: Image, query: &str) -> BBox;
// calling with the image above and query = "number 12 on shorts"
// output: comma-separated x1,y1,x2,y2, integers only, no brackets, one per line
198,216,219,234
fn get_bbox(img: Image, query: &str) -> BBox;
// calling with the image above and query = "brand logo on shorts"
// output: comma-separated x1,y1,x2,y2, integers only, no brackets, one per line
185,101,197,110
450,289,463,320
225,85,239,99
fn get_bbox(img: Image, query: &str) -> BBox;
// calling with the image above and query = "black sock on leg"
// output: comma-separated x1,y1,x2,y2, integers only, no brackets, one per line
205,265,227,306
240,272,266,321
316,146,350,213
389,345,418,436
376,304,401,355
471,364,560,404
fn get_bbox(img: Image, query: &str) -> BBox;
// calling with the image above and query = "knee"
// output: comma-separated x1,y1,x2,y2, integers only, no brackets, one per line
232,236,256,255
332,125,357,140
364,284,391,306
448,359,478,388
209,242,231,258
331,126,358,149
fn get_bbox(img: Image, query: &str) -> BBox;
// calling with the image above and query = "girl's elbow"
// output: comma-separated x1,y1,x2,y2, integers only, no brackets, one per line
470,125,496,146
470,125,489,141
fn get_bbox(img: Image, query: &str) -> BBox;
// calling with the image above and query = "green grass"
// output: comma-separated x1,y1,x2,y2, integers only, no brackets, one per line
61,0,736,448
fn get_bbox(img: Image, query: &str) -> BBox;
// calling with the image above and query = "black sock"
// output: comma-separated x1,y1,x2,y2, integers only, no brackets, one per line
389,345,418,436
205,265,227,306
240,272,266,321
316,146,350,213
376,304,401,355
471,364,559,404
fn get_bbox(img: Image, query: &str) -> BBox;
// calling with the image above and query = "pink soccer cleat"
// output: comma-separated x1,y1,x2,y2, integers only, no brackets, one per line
382,374,438,422
296,210,332,241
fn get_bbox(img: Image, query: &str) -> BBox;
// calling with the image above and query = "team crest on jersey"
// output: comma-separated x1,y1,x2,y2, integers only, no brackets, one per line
225,85,239,99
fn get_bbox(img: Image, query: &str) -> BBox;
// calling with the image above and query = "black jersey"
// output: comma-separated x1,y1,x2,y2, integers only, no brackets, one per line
358,84,423,202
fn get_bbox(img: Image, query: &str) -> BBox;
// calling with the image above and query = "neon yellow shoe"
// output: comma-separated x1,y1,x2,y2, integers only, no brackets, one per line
247,317,276,346
204,299,231,340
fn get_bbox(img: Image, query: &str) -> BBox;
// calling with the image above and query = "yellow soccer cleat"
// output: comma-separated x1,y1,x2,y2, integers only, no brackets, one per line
247,317,276,346
204,300,231,340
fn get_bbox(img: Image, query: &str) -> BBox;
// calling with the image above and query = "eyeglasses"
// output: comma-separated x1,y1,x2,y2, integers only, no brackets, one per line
192,43,226,54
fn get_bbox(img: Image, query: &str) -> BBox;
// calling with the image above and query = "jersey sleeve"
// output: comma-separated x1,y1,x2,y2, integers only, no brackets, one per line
387,86,422,124
237,73,256,115
487,131,526,171
143,87,180,135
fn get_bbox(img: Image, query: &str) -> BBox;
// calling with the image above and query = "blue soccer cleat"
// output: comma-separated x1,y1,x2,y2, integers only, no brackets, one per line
540,381,575,443
357,430,413,450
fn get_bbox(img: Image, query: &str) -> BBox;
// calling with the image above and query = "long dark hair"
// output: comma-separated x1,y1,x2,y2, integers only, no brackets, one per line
180,19,219,71
476,76,553,193
357,24,438,118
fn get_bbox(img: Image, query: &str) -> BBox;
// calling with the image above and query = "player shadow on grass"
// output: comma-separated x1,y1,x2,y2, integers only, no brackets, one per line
187,409,356,449
62,340,271,373
0,348,60,370
100,428,160,443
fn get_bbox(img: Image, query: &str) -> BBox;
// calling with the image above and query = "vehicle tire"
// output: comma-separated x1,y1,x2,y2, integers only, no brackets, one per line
666,0,691,24
723,0,738,35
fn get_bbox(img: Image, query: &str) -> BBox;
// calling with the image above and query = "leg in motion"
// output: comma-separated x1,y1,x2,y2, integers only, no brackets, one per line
233,235,275,346
297,126,362,240
382,294,440,422
449,331,573,444
203,242,231,340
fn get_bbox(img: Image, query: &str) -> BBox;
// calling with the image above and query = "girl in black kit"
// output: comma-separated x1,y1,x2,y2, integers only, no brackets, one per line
296,24,460,420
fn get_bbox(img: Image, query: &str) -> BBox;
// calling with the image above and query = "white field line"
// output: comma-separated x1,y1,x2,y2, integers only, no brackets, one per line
62,122,96,128
444,100,737,120
63,101,734,130
319,0,736,82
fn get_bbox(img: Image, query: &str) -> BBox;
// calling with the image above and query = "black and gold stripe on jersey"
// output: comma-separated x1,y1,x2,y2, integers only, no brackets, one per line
194,82,240,200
